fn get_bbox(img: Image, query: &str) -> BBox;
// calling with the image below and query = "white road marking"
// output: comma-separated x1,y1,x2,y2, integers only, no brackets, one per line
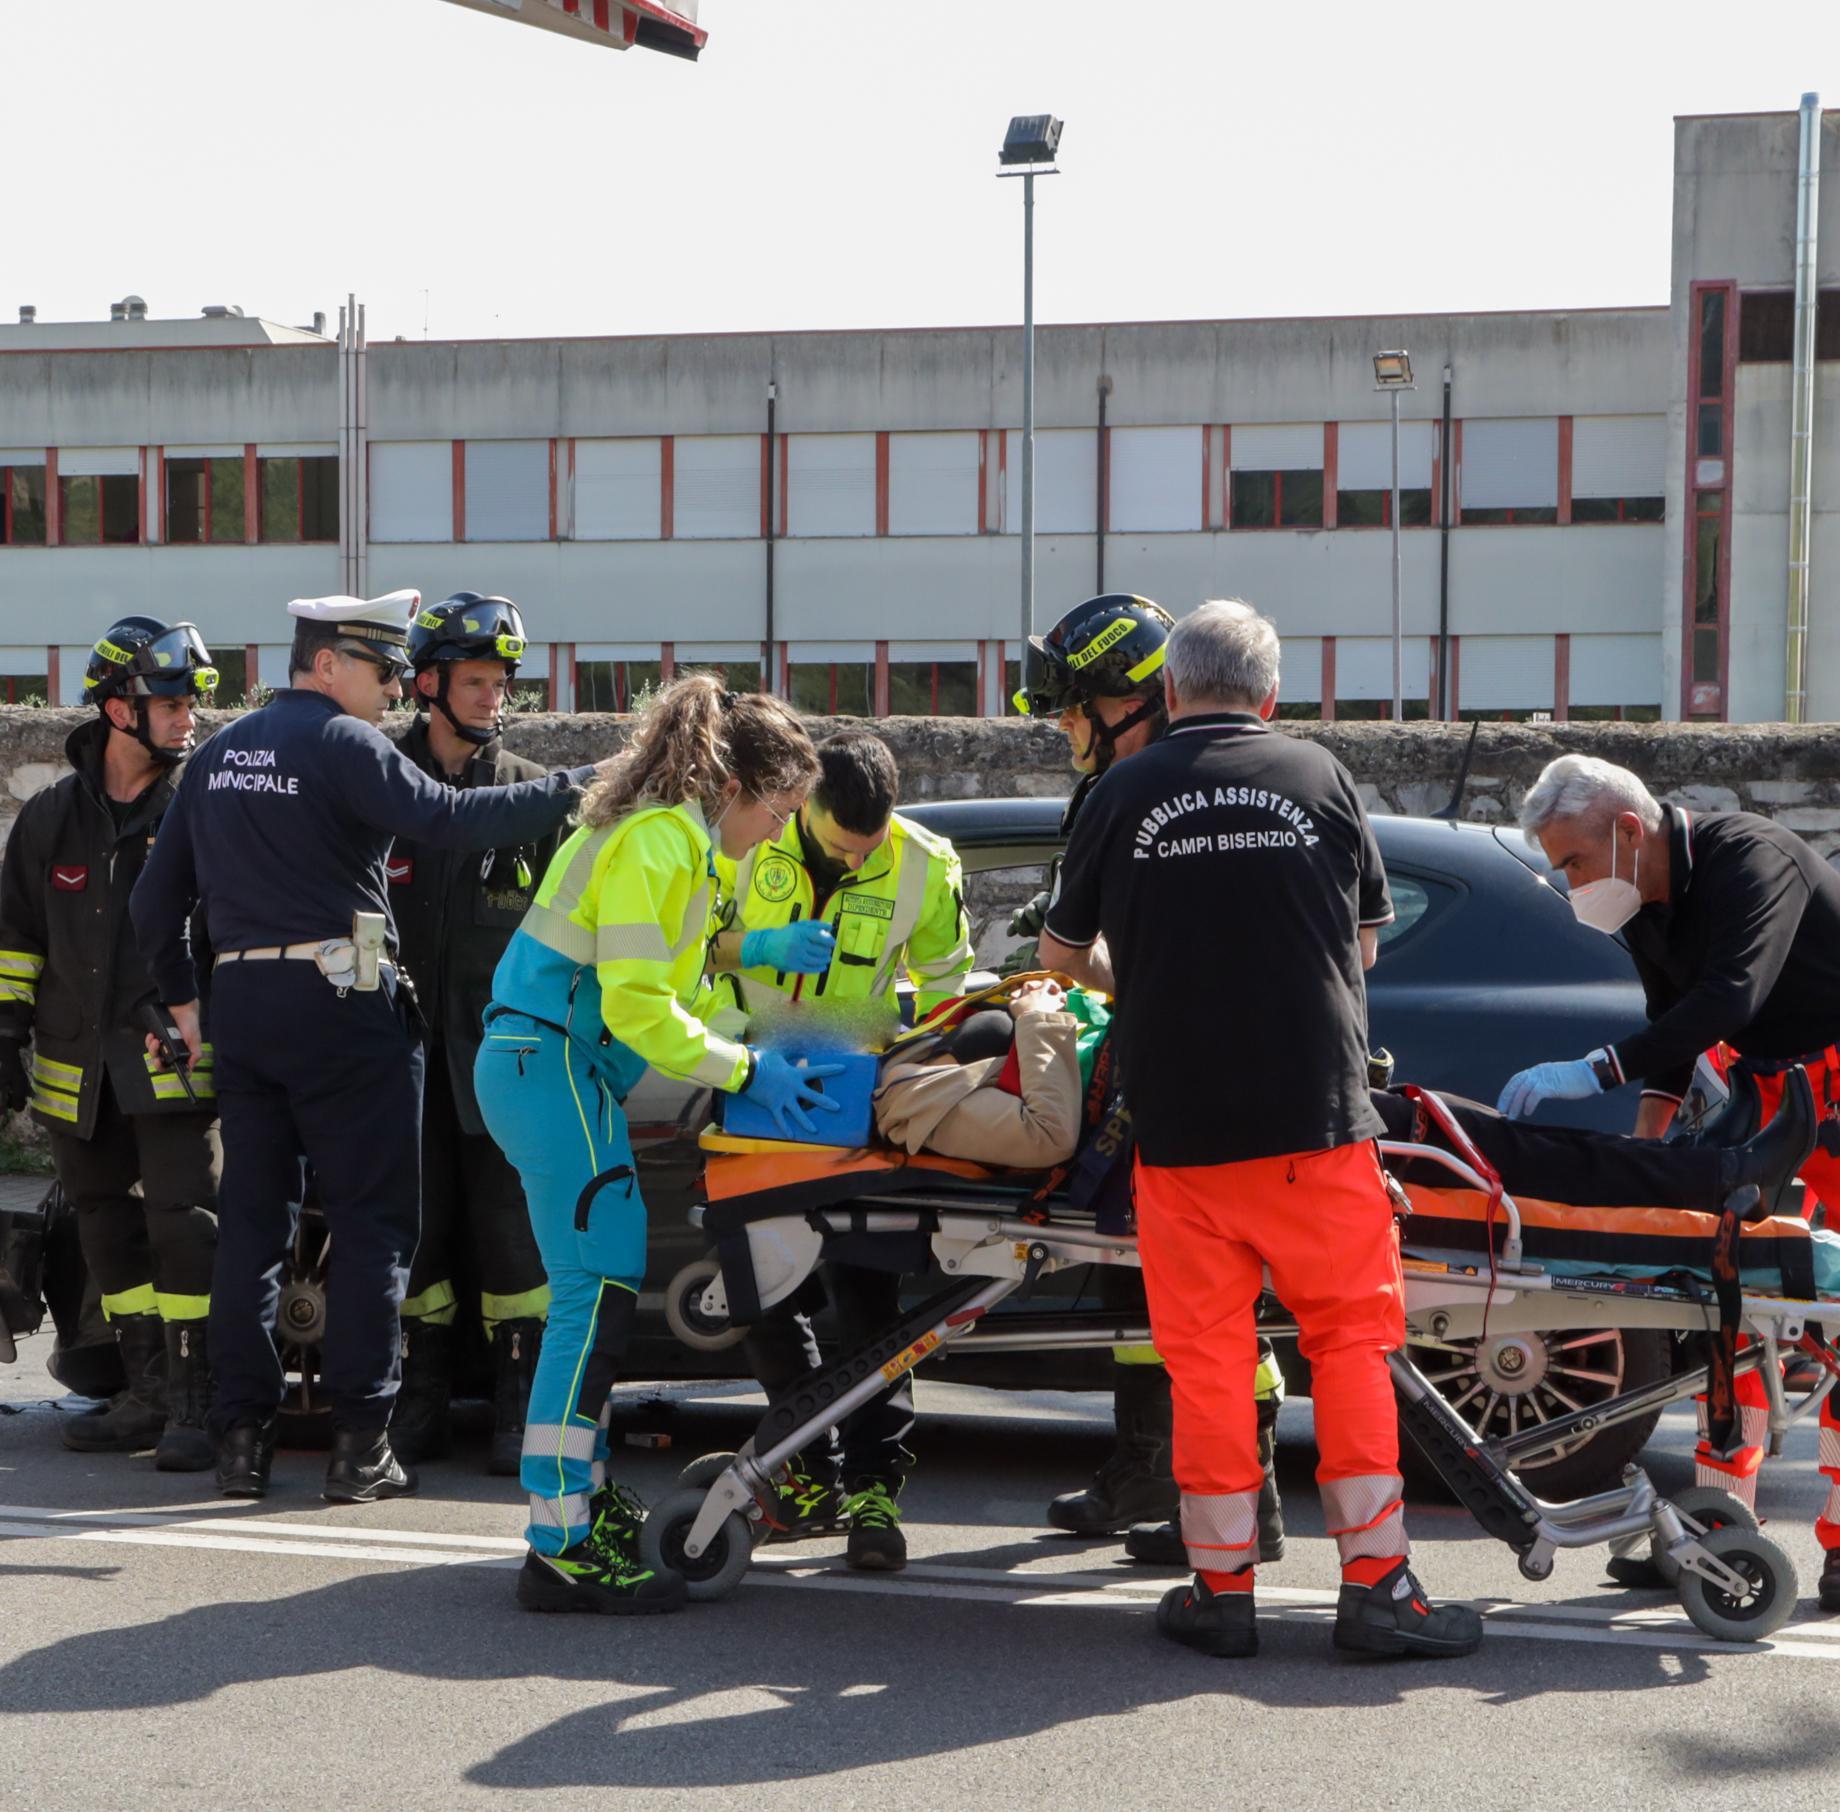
5,1501,1837,1659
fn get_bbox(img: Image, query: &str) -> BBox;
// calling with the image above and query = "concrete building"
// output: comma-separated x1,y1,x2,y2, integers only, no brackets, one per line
1,104,1835,721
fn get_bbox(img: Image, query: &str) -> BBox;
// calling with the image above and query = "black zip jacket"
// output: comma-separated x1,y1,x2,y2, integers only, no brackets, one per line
1610,805,1840,1098
387,719,560,1136
0,719,212,1135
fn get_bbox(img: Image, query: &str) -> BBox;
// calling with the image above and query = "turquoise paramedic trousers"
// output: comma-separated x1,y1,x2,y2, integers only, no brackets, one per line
475,1013,648,1556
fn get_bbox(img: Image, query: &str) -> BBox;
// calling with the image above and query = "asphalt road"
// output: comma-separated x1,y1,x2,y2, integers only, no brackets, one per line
5,1332,1840,1812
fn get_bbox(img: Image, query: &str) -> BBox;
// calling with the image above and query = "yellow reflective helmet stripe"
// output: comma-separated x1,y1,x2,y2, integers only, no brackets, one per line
1125,644,1167,684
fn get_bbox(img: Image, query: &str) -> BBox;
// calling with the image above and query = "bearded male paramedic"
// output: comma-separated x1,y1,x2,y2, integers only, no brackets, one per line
130,592,596,1506
1038,599,1482,1662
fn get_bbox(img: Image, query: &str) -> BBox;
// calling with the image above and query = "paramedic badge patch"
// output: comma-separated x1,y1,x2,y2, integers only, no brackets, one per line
754,857,798,904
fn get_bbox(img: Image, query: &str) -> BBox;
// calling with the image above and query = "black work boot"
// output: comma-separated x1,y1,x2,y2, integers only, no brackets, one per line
1129,1413,1285,1566
488,1318,543,1478
763,1450,847,1541
1725,1066,1819,1218
61,1311,167,1453
216,1419,278,1499
390,1320,455,1466
1820,1549,1840,1614
1157,1574,1258,1658
154,1320,215,1473
843,1477,906,1571
517,1484,687,1616
1333,1559,1484,1659
1048,1365,1178,1535
324,1427,418,1504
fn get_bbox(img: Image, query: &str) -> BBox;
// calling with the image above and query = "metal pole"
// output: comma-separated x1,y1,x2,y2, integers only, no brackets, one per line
1786,91,1821,724
765,382,777,697
1390,386,1403,719
1020,168,1036,656
1437,364,1453,718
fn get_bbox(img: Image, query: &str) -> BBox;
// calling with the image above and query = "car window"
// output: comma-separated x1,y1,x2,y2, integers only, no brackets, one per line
1376,871,1454,951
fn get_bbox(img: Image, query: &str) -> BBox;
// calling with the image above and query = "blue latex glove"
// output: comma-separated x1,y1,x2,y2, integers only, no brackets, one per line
741,921,836,975
743,1049,846,1138
1496,1057,1603,1120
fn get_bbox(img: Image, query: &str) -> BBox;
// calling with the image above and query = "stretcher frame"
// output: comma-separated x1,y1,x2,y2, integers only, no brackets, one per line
647,1134,1828,1638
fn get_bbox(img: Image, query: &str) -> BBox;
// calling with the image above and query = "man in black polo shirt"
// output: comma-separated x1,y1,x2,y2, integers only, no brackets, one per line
1040,600,1481,1662
1501,752,1840,1609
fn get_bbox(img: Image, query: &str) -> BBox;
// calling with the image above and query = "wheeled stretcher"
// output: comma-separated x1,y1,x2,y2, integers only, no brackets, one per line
641,1103,1839,1641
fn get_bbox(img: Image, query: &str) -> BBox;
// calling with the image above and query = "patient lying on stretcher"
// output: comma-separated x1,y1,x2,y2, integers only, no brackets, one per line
873,978,1084,1169
1372,1071,1821,1222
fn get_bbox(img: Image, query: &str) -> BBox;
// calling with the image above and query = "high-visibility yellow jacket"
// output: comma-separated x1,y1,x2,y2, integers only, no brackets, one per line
718,811,973,1023
489,799,749,1095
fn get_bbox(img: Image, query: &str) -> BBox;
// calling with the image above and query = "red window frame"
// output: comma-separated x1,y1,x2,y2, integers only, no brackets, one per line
1681,280,1736,719
1229,468,1324,530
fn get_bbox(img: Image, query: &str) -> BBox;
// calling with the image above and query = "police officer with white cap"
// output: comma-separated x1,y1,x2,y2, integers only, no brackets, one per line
131,592,597,1504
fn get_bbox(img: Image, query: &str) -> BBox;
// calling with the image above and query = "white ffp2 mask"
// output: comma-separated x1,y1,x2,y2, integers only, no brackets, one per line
1569,836,1643,935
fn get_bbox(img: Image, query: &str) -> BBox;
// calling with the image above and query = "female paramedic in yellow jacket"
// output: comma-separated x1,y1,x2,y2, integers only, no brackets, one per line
477,675,832,1615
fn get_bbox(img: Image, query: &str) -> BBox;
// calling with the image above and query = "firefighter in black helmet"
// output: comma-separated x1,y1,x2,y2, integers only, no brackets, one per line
0,618,222,1468
1016,595,1285,1569
388,593,559,1473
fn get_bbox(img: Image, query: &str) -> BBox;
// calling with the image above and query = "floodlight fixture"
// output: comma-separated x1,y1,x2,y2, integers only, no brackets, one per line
1000,115,1063,167
1373,349,1415,389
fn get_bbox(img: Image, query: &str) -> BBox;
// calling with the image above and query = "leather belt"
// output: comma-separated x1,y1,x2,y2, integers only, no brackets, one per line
217,944,395,975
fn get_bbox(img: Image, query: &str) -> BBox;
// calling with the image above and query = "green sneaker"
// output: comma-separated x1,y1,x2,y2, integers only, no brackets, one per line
764,1455,847,1542
516,1484,687,1616
844,1479,907,1572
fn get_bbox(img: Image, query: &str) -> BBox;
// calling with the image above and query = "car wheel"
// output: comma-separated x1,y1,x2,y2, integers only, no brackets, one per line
1403,1326,1671,1501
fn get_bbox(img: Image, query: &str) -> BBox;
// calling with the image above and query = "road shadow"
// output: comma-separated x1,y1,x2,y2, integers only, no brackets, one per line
0,1542,1733,1791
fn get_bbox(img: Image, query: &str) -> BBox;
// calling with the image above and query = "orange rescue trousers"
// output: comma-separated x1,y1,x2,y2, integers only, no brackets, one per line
1695,1046,1840,1545
1135,1141,1408,1586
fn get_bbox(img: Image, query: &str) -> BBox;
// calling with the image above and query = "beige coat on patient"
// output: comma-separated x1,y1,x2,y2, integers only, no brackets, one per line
873,1008,1084,1169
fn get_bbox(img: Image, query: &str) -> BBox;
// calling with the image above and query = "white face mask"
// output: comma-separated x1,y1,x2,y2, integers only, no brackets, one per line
1569,834,1643,935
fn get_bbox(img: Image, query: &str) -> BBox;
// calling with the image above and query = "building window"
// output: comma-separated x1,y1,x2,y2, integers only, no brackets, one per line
2,466,47,545
1231,469,1323,528
1333,698,1431,722
1692,488,1723,689
258,455,338,543
59,473,140,545
209,647,249,704
679,659,761,693
1336,488,1432,528
166,457,246,544
576,660,663,713
464,440,549,543
789,663,873,716
1571,496,1664,524
0,674,48,705
512,678,551,712
1567,705,1662,723
1738,288,1840,362
888,662,977,716
1459,418,1559,525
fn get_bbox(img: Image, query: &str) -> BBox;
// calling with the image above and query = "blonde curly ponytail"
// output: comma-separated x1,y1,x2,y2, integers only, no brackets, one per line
577,671,818,829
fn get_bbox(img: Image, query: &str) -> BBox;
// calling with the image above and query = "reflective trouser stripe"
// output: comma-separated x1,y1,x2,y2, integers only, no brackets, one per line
101,1283,158,1320
1320,1473,1409,1564
483,1284,550,1328
155,1291,210,1322
1113,1345,1164,1365
526,1491,595,1532
401,1279,459,1326
524,1421,601,1463
1181,1489,1259,1572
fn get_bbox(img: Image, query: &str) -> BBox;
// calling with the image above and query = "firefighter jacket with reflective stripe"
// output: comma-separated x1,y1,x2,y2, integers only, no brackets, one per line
0,719,214,1136
387,719,559,1137
719,811,972,1023
488,799,749,1097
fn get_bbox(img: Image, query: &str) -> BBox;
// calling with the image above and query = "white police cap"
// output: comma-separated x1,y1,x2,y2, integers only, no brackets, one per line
286,590,420,654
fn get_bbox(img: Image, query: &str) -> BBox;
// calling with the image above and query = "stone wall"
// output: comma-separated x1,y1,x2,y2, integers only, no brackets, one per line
8,704,1839,982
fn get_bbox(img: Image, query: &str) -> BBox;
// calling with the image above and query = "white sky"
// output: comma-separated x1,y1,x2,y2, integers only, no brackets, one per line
12,0,1837,345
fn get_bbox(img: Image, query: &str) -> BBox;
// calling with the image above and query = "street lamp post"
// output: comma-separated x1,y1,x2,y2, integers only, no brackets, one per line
1373,350,1416,721
999,115,1063,687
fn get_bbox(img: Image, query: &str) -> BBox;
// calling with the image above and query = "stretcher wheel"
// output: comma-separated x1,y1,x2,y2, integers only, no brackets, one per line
663,1258,747,1354
638,1487,752,1601
1674,1525,1798,1642
1653,1486,1759,1588
676,1450,740,1490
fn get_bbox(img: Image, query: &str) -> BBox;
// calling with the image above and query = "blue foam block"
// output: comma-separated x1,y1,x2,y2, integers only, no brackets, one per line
723,1050,880,1148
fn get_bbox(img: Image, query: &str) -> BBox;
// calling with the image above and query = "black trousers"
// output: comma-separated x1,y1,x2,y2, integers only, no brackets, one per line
405,1040,547,1329
208,963,424,1434
744,1262,913,1487
46,1076,218,1319
1373,1088,1729,1208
